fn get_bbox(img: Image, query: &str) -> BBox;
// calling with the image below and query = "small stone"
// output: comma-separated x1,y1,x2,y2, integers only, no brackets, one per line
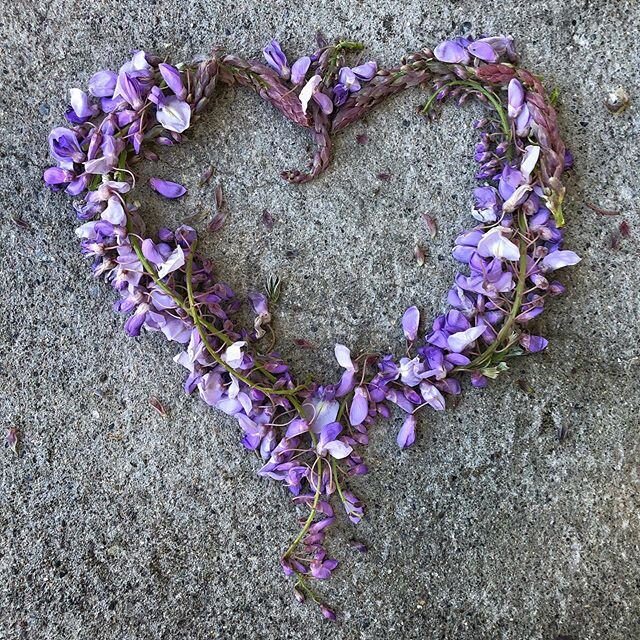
605,87,630,114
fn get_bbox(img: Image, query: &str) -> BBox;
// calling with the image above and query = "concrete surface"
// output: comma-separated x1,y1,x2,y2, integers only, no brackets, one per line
1,1,639,638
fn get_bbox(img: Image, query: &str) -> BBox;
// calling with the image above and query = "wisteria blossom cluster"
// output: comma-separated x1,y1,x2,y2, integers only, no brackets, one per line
45,34,580,619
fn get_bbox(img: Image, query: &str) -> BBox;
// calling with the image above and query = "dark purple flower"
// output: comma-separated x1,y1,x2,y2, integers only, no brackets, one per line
310,554,339,580
341,491,364,523
48,127,85,165
114,70,144,110
338,67,360,92
316,422,352,459
472,186,501,223
263,40,290,79
320,605,336,621
149,177,187,199
332,83,349,106
519,334,548,352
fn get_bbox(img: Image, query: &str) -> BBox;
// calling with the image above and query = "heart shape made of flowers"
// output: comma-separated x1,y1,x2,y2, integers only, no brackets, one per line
45,34,581,620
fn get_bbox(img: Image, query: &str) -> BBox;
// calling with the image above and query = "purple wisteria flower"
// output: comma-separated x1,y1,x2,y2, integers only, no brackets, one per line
263,40,290,79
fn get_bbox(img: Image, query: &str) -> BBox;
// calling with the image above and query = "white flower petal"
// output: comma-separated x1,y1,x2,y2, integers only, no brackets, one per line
299,75,321,113
447,325,486,353
477,227,521,261
323,440,353,460
157,245,185,279
334,344,353,370
520,145,540,180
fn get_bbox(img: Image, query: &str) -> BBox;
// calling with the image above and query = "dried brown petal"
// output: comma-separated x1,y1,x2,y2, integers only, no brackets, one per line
215,183,224,209
4,427,19,454
199,165,215,186
207,211,227,233
619,220,631,238
149,396,169,417
262,209,274,229
293,338,315,349
12,216,31,231
422,213,437,239
414,244,426,266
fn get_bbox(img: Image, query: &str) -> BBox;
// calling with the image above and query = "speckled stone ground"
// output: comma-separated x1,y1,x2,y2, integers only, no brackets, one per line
1,1,639,638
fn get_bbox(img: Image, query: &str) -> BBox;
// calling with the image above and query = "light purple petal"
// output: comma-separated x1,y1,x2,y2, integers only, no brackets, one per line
141,238,165,265
402,306,420,341
540,250,581,271
149,177,187,199
88,70,117,97
291,56,311,84
334,344,354,370
396,414,416,449
69,88,97,119
508,79,525,119
352,61,377,81
419,381,446,411
434,40,471,64
502,184,533,213
515,104,532,137
299,75,321,113
101,197,126,226
313,91,334,114
467,41,498,62
349,387,369,426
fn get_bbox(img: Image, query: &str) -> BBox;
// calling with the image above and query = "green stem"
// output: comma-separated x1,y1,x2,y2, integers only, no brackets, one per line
422,79,510,139
183,246,307,398
282,457,322,559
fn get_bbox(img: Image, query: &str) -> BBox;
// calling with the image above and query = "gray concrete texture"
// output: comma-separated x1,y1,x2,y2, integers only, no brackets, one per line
1,0,639,638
